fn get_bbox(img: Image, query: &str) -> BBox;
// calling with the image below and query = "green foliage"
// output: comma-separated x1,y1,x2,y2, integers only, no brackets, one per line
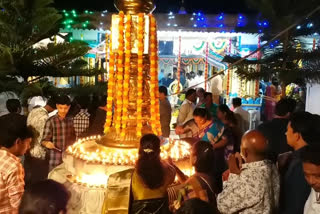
0,0,104,82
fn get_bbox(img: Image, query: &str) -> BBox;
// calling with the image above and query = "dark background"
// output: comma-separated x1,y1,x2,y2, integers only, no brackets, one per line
54,0,255,14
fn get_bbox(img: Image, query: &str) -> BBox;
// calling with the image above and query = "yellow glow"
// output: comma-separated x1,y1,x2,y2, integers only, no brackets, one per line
67,137,191,166
76,173,109,188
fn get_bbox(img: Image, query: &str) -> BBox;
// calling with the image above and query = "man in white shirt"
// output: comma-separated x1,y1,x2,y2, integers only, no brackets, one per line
302,146,320,214
175,89,197,138
232,97,249,132
217,130,280,214
25,98,56,186
209,72,223,104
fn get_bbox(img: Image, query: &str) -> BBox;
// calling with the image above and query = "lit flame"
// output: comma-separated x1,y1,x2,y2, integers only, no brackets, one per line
66,138,191,166
76,173,109,188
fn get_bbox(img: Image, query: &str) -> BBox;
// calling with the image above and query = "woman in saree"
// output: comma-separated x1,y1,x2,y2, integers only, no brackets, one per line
177,108,223,145
102,134,176,214
265,77,281,121
167,141,218,213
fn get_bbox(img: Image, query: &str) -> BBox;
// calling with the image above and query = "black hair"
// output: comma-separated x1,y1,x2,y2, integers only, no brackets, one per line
176,198,217,214
77,96,89,109
197,70,204,76
193,108,211,120
55,95,71,106
159,86,168,96
193,141,215,175
6,99,21,113
98,95,107,107
290,112,320,147
136,134,164,189
204,92,212,99
301,146,320,165
275,99,291,116
286,98,297,113
19,179,70,214
272,77,279,87
196,88,205,94
0,114,32,148
186,89,196,98
46,97,57,109
218,104,237,125
232,97,242,107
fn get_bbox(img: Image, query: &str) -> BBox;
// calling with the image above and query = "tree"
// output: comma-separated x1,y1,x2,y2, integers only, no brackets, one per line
0,0,103,84
224,0,320,96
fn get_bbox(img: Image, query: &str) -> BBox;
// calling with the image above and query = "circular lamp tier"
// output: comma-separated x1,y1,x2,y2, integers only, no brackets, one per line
64,136,192,188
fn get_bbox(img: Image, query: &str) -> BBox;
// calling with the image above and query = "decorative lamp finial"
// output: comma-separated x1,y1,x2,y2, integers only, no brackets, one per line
114,0,156,14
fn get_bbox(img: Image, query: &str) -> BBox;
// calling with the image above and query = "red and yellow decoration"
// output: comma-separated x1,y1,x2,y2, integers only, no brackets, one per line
136,13,145,137
149,15,162,136
104,11,163,141
121,14,132,136
105,30,116,133
204,42,209,91
177,36,182,93
115,11,125,133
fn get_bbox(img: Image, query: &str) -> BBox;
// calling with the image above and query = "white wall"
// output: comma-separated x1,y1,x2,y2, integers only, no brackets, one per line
306,84,320,115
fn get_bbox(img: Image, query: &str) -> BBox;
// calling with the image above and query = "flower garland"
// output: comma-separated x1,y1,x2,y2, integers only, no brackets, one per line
177,36,182,93
114,11,125,133
121,14,132,136
255,36,261,97
204,42,209,91
149,15,162,136
137,13,144,137
149,15,157,134
154,20,162,136
105,30,116,133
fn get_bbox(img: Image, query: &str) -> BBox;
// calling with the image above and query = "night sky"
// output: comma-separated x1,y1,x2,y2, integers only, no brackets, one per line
54,0,255,14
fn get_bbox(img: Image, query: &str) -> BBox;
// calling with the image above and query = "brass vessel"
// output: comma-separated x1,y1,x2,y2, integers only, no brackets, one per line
114,0,155,14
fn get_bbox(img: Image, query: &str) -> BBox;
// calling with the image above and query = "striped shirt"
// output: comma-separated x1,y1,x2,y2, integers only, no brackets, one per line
73,109,90,139
0,149,25,214
42,115,76,171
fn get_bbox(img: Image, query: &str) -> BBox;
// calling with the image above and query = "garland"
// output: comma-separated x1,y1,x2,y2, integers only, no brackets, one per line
114,11,125,133
160,58,205,65
255,36,261,97
137,13,144,137
177,36,182,93
205,42,209,91
149,15,162,136
121,14,132,136
193,41,205,51
105,29,116,133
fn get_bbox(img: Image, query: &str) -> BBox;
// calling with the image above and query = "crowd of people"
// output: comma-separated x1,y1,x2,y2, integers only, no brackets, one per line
0,85,320,214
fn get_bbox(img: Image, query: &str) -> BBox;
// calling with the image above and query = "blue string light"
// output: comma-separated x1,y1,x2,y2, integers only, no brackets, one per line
307,23,313,28
296,25,301,29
